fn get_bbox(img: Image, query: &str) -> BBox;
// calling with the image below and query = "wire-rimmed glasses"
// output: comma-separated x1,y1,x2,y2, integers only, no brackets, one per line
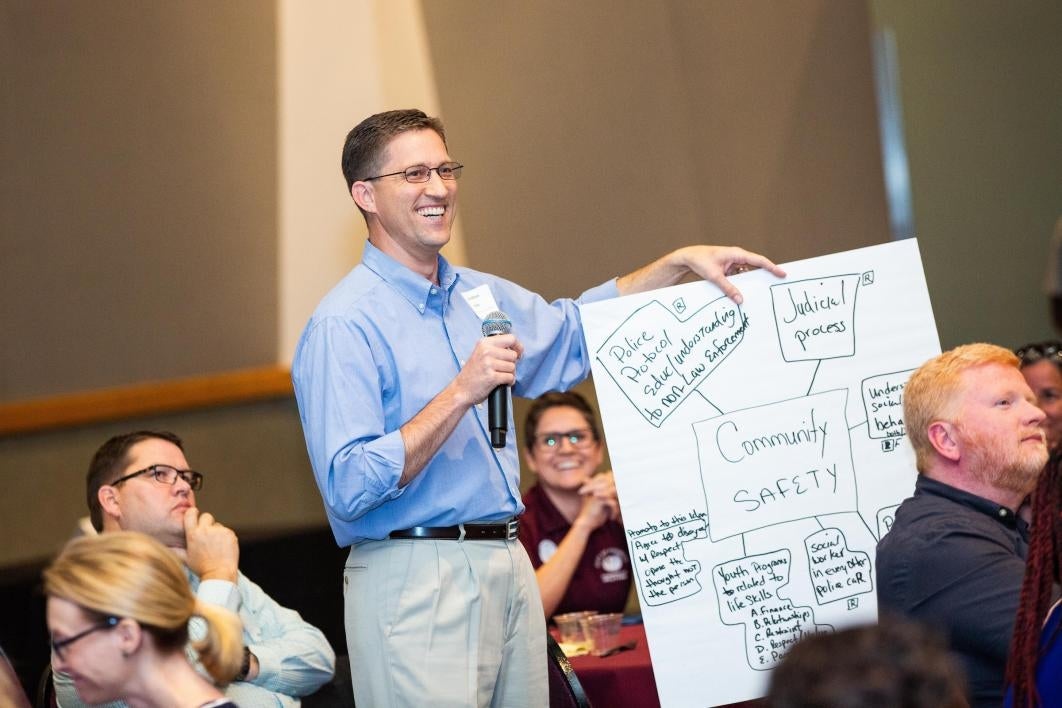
109,464,203,491
362,162,463,183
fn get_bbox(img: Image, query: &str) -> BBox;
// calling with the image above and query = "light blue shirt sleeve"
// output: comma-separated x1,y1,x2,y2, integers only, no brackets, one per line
199,573,336,699
292,312,409,524
234,573,336,698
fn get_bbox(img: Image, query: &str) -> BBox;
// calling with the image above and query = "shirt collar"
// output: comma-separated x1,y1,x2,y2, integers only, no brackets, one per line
361,241,460,311
915,475,1025,530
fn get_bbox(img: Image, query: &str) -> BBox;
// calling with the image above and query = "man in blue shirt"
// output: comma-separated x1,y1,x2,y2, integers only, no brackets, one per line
56,430,336,707
292,108,782,707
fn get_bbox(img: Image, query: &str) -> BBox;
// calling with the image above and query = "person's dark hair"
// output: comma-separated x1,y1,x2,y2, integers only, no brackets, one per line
1015,340,1062,373
1005,449,1062,707
523,391,601,451
340,108,447,192
767,618,967,708
86,430,184,532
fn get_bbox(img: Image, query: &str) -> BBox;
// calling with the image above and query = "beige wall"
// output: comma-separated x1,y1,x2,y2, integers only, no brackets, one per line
871,0,1062,348
0,1,278,401
0,0,891,566
277,0,465,363
6,1,1060,569
422,0,891,300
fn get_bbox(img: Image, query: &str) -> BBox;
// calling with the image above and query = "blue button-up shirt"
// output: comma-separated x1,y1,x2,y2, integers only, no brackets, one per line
292,242,618,546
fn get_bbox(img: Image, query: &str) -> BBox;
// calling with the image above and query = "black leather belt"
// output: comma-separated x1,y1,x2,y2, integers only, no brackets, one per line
389,519,519,541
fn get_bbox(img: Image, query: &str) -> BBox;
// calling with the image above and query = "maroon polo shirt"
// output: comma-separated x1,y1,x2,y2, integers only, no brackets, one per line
519,483,632,617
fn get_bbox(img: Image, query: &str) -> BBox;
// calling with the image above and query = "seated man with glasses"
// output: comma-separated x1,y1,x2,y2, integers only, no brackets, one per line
519,392,631,619
53,430,335,708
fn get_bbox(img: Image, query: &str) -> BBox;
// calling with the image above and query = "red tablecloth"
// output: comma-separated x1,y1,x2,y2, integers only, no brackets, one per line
559,623,767,708
564,623,661,708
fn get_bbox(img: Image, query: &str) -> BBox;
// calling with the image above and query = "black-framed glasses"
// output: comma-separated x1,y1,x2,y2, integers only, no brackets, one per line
362,162,463,184
1016,341,1062,367
51,616,120,660
109,464,203,491
534,428,596,451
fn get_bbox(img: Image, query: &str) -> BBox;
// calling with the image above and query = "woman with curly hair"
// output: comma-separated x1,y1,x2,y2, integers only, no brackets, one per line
44,531,243,708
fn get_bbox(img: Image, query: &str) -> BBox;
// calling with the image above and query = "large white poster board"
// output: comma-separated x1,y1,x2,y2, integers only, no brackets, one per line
580,240,940,707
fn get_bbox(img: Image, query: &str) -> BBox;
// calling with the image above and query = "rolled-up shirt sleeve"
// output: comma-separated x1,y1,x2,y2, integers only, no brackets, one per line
293,314,407,524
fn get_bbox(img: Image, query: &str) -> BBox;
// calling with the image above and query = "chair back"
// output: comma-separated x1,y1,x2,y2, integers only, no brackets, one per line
547,634,592,708
34,663,55,708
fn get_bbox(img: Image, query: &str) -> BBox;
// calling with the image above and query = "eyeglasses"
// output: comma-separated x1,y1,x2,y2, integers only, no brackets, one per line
534,428,596,451
109,464,203,491
1016,341,1062,366
51,616,120,660
362,162,464,184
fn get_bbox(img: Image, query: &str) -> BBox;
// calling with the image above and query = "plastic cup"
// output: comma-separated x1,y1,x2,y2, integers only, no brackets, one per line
553,611,596,644
580,612,623,656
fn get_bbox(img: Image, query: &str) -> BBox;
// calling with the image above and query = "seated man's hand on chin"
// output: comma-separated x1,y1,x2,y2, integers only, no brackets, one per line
182,507,239,583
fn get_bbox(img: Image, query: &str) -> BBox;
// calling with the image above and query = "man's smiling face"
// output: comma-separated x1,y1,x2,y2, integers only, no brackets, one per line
358,128,458,273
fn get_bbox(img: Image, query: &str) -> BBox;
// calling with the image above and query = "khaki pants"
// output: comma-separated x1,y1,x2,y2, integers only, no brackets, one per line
344,537,547,708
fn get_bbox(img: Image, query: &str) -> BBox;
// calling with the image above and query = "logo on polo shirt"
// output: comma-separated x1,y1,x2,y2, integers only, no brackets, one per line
538,539,558,563
595,547,630,583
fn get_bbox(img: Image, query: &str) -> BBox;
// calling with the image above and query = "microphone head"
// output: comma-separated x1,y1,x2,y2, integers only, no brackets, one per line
482,310,512,337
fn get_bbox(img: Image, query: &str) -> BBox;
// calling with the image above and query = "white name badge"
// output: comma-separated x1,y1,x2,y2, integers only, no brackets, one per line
461,284,501,320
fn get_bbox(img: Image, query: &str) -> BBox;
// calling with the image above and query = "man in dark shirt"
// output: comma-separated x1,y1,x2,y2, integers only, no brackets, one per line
877,343,1050,708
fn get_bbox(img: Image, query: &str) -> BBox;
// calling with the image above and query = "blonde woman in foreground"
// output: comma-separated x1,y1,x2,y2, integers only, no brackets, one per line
44,531,243,708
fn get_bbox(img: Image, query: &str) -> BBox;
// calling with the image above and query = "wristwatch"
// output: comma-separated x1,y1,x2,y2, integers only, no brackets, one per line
235,645,251,681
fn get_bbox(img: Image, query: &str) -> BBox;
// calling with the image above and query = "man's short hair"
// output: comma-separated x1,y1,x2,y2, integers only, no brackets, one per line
767,618,966,708
86,430,184,532
340,108,447,192
904,343,1019,473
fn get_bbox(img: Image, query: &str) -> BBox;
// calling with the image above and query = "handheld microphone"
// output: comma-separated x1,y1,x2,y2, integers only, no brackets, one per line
481,311,512,448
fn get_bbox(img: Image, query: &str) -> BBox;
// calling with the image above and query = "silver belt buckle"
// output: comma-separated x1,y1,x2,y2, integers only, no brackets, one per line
505,519,518,541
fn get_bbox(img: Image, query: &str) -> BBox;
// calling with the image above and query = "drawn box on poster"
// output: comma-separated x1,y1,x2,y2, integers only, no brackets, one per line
770,274,860,362
629,517,708,606
594,297,747,428
694,389,857,541
861,369,913,440
876,504,900,538
713,548,833,670
804,528,873,605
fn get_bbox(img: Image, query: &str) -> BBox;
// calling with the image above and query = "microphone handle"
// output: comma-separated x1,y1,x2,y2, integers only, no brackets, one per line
488,384,508,448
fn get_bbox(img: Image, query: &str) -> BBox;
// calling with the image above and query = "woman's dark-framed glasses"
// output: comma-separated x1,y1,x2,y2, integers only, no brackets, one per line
51,616,120,660
362,162,463,184
1016,341,1062,366
534,428,596,450
109,464,203,491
